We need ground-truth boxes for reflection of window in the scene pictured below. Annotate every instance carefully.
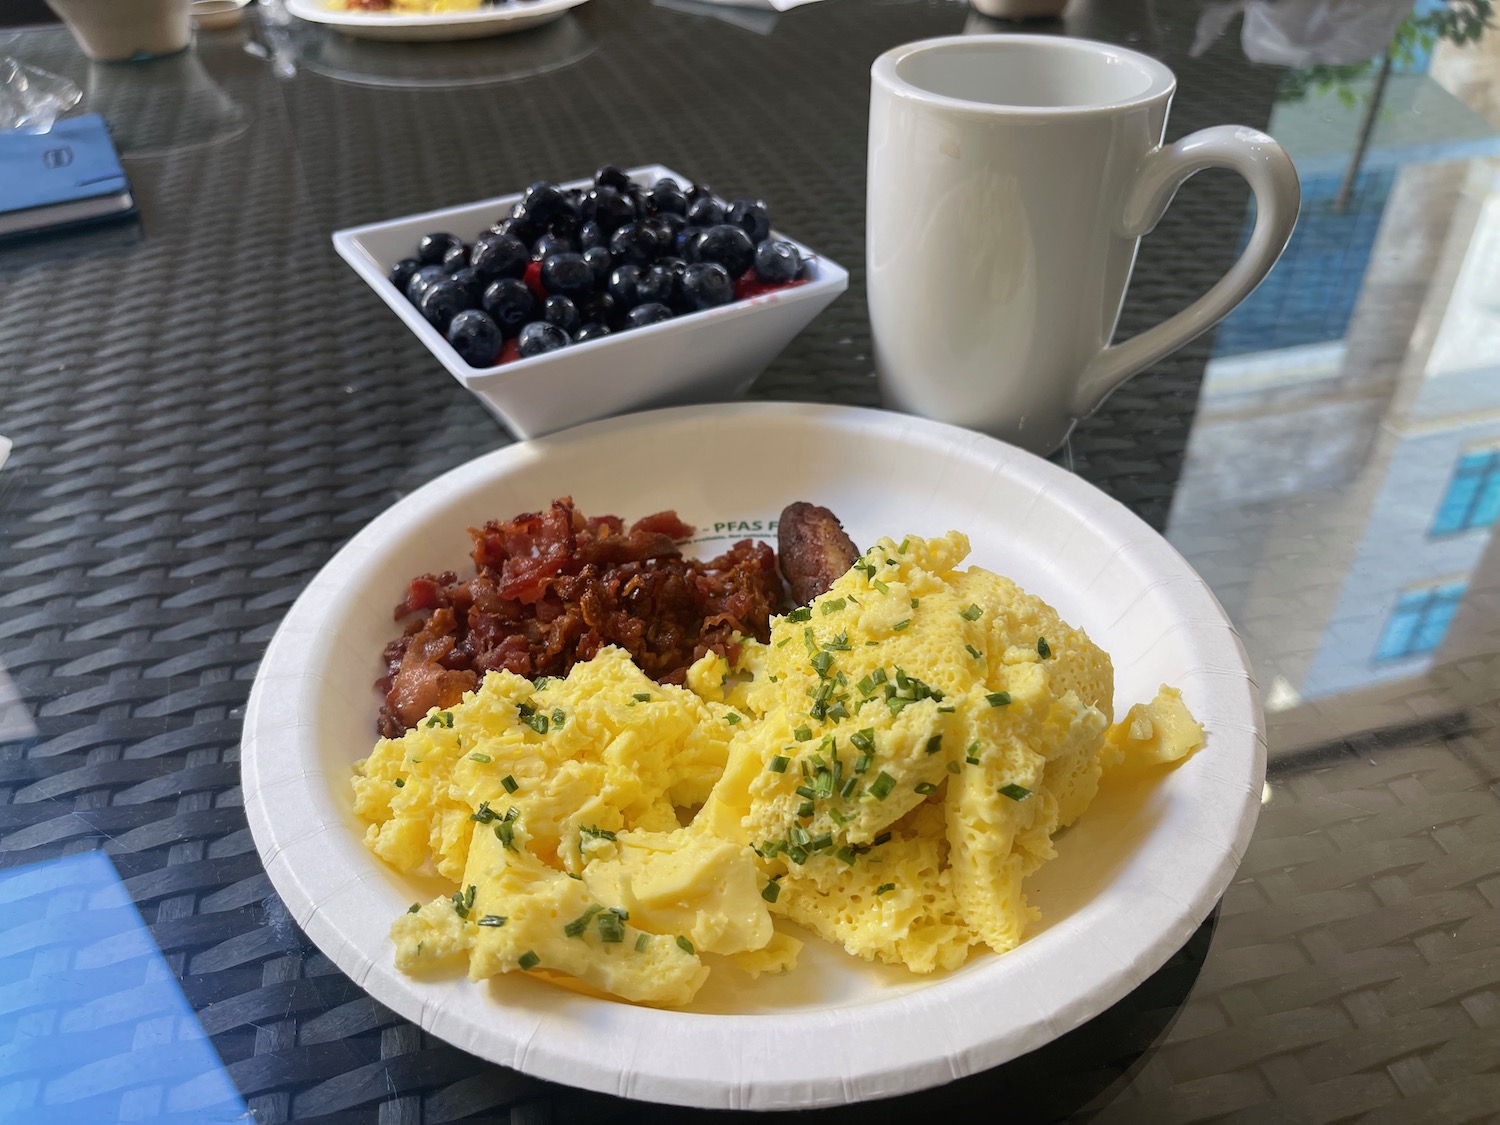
[1432,449,1500,535]
[1374,582,1466,662]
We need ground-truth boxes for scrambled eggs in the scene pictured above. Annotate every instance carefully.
[331,0,483,12]
[352,532,1204,1005]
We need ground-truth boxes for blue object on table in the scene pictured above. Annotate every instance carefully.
[0,114,136,239]
[0,852,249,1124]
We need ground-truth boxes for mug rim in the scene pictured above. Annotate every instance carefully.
[871,34,1177,118]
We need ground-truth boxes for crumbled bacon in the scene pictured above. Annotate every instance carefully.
[375,497,783,736]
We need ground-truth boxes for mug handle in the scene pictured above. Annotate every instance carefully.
[1070,125,1301,419]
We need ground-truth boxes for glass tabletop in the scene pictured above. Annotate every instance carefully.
[1,0,1497,1121]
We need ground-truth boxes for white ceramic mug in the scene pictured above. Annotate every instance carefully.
[867,35,1300,454]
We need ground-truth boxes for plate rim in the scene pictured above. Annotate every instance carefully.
[285,0,589,29]
[241,401,1266,1108]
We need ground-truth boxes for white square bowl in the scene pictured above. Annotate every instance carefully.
[332,164,849,438]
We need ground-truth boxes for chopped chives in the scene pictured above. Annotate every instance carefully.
[915,781,939,795]
[809,833,833,851]
[596,912,625,943]
[565,904,605,937]
[788,825,809,847]
[632,692,652,703]
[1000,783,1034,801]
[840,777,859,799]
[826,700,850,722]
[726,712,742,725]
[811,651,834,678]
[876,883,896,896]
[850,729,875,754]
[925,735,943,755]
[803,628,817,655]
[470,802,497,824]
[960,604,983,621]
[855,752,874,774]
[408,902,421,913]
[911,598,920,609]
[425,711,454,729]
[501,774,519,793]
[829,807,850,826]
[551,708,566,728]
[1037,637,1051,658]
[533,676,553,690]
[495,822,516,850]
[523,713,549,734]
[768,755,790,773]
[965,644,983,660]
[798,801,815,817]
[938,705,956,713]
[787,607,812,622]
[794,726,812,741]
[987,692,1012,707]
[820,598,846,615]
[761,880,781,904]
[469,752,492,763]
[581,825,617,842]
[787,845,809,864]
[835,846,857,865]
[635,933,650,952]
[892,619,911,631]
[873,579,890,594]
[857,674,876,695]
[777,637,792,648]
[873,832,892,846]
[518,951,540,970]
[814,770,834,799]
[676,935,695,954]
[477,915,506,928]
[394,778,405,788]
[796,784,817,800]
[869,772,896,800]
[947,762,961,774]
[899,538,910,553]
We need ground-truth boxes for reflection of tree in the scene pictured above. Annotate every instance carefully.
[1277,0,1495,107]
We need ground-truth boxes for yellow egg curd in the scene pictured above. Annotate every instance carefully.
[352,531,1204,1005]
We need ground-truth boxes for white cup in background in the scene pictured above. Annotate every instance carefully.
[867,35,1300,455]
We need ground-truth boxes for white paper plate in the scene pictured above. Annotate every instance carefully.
[284,0,589,41]
[241,402,1265,1110]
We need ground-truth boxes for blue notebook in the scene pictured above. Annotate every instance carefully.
[0,113,135,238]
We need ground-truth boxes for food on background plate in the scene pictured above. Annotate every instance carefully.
[385,165,810,368]
[353,506,1206,1006]
[330,0,508,11]
[376,497,780,737]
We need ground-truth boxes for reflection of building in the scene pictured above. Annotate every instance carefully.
[1166,40,1500,728]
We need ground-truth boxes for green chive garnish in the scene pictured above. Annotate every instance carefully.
[1037,637,1051,658]
[987,692,1012,707]
[425,711,454,729]
[797,801,815,818]
[960,604,983,621]
[925,735,942,755]
[565,904,604,937]
[872,579,890,594]
[915,781,938,795]
[635,933,650,952]
[726,712,742,725]
[768,755,790,773]
[633,692,652,703]
[873,832,892,846]
[407,902,421,913]
[1000,783,1034,801]
[552,708,566,728]
[518,951,540,970]
[794,726,812,741]
[469,752,492,763]
[899,538,910,553]
[477,915,506,928]
[965,644,983,660]
[910,598,920,609]
[821,598,846,615]
[761,880,781,903]
[394,778,405,788]
[495,822,516,850]
[676,935,695,954]
[947,762,961,774]
[501,774,518,793]
[869,772,896,800]
[787,607,812,623]
[835,846,857,865]
[470,802,497,824]
[840,777,859,799]
[811,651,834,678]
[892,619,911,632]
[876,883,896,896]
[596,912,625,943]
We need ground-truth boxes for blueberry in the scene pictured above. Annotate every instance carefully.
[685,183,715,205]
[517,320,571,357]
[389,258,422,294]
[754,239,801,284]
[418,232,462,266]
[579,220,606,251]
[647,177,688,216]
[652,213,686,241]
[449,266,488,304]
[582,246,612,286]
[607,265,644,307]
[405,264,449,304]
[695,224,756,278]
[594,164,632,193]
[533,231,578,260]
[575,291,618,329]
[728,199,771,244]
[441,242,468,273]
[469,232,529,281]
[544,295,582,335]
[676,226,706,261]
[608,222,664,268]
[496,213,542,246]
[548,199,582,240]
[634,264,674,307]
[540,252,594,299]
[624,302,674,329]
[682,262,734,310]
[482,278,536,337]
[575,322,612,343]
[522,181,568,225]
[419,278,473,334]
[586,188,637,235]
[447,309,503,367]
[686,197,725,227]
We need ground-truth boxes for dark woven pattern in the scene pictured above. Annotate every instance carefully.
[10,1,1495,1122]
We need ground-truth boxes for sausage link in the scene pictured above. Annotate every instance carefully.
[778,502,859,605]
